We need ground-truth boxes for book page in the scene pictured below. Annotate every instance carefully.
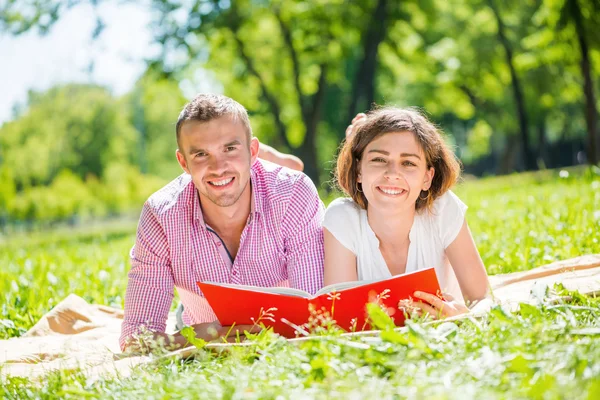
[314,268,437,297]
[314,280,377,296]
[202,282,312,298]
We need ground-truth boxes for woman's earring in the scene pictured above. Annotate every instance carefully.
[356,182,363,193]
[419,190,430,200]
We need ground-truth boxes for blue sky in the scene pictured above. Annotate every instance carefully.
[0,2,159,124]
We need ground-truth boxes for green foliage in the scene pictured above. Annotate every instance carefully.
[1,168,600,397]
[455,166,600,274]
[0,81,182,224]
[180,326,208,349]
[124,71,187,179]
[0,84,137,188]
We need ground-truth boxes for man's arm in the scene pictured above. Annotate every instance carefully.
[121,202,260,353]
[281,175,325,295]
[120,202,175,351]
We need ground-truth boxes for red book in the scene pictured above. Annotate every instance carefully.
[197,268,441,338]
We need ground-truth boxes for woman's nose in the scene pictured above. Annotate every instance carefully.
[384,162,402,179]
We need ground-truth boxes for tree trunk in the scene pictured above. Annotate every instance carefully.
[488,0,536,171]
[345,0,388,136]
[537,117,548,169]
[570,0,598,165]
[299,64,328,184]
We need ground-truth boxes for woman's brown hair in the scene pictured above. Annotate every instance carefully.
[335,107,461,211]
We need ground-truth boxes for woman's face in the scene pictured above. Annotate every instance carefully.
[358,131,434,212]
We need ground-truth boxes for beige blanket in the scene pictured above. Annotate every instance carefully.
[2,254,599,379]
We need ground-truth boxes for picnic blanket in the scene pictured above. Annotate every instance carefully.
[2,254,599,379]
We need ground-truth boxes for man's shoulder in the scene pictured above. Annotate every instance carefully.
[145,173,194,215]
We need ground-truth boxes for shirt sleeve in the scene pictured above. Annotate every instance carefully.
[322,198,360,254]
[280,174,325,295]
[435,190,468,249]
[119,202,175,350]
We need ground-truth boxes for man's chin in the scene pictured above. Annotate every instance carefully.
[205,193,241,208]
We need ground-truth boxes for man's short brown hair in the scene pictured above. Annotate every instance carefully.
[336,107,461,211]
[176,94,252,148]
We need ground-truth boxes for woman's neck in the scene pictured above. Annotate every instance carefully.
[367,205,415,248]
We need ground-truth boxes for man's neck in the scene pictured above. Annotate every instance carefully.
[367,205,415,247]
[200,185,253,238]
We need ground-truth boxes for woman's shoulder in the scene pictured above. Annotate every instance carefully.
[324,197,363,227]
[325,197,362,217]
[323,197,364,253]
[425,190,468,248]
[431,190,467,215]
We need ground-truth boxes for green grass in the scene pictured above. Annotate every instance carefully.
[1,167,600,398]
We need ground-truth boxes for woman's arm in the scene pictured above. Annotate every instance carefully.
[412,219,491,319]
[323,228,359,286]
[445,219,490,304]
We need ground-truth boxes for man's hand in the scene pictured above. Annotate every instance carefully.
[123,321,261,354]
[345,113,367,138]
[187,321,261,343]
[412,291,470,319]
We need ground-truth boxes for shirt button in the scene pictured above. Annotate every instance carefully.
[232,270,237,275]
[217,242,221,246]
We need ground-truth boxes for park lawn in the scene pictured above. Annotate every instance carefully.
[1,167,599,398]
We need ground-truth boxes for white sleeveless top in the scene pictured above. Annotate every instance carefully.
[322,191,467,302]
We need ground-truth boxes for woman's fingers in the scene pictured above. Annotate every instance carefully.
[414,301,441,319]
[442,292,455,302]
[414,291,446,310]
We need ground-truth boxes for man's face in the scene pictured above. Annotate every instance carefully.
[176,116,259,208]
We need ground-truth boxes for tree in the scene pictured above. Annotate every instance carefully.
[0,84,137,188]
[557,0,600,164]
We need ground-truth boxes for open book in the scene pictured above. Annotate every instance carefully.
[197,268,441,338]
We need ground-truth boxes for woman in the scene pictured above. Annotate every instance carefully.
[323,107,491,318]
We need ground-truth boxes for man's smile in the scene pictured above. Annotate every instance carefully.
[208,177,235,189]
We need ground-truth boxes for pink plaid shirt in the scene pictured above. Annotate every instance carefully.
[120,160,325,349]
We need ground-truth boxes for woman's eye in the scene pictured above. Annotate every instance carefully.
[403,161,416,167]
[371,157,386,163]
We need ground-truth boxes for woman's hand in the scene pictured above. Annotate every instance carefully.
[411,291,470,319]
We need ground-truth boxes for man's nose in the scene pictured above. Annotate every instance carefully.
[208,154,228,174]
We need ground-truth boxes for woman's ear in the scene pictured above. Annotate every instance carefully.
[423,167,435,190]
[357,160,362,183]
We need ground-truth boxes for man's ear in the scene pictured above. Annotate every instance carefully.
[176,149,191,174]
[249,137,260,164]
[423,167,435,190]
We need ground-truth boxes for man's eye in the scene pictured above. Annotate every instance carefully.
[225,146,237,152]
[195,152,207,158]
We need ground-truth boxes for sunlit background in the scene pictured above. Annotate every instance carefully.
[1,0,599,228]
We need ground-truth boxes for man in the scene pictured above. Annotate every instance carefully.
[120,94,324,351]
